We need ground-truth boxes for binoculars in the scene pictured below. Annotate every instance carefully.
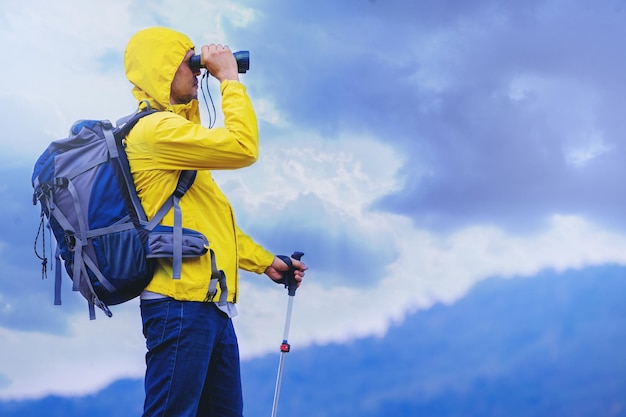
[189,51,250,73]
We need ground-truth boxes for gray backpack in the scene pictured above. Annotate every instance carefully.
[32,109,214,319]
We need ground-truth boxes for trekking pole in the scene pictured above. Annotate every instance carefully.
[271,251,304,417]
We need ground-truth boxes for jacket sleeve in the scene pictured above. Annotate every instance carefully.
[236,226,275,274]
[138,80,260,170]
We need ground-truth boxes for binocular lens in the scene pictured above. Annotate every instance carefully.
[189,51,249,74]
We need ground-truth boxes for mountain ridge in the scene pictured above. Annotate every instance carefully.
[1,265,625,416]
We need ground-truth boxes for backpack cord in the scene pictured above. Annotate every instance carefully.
[200,71,217,128]
[34,211,48,279]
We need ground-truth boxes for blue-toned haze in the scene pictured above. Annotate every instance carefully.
[0,0,625,411]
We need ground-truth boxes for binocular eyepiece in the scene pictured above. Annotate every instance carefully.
[189,50,250,74]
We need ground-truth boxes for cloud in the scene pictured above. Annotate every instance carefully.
[216,130,405,285]
[563,129,611,168]
[367,3,626,232]
[0,375,10,390]
[231,0,626,233]
[235,213,626,361]
[0,302,145,400]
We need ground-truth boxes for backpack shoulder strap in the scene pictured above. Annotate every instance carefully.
[115,101,155,134]
[146,170,196,230]
[146,170,197,279]
[102,108,159,222]
[117,106,199,280]
[114,109,159,141]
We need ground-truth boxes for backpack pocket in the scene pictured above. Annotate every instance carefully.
[90,226,154,305]
[146,225,209,259]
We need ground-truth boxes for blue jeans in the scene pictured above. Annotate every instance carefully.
[140,299,243,417]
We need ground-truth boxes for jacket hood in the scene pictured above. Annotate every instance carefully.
[124,27,199,120]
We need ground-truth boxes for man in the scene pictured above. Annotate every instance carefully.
[123,27,307,417]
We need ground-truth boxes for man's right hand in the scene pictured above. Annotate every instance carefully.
[265,256,307,288]
[201,44,240,82]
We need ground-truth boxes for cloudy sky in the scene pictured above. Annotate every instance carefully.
[2,0,626,401]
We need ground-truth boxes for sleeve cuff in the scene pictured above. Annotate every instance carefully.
[220,79,244,94]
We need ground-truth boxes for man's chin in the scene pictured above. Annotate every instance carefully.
[182,95,198,105]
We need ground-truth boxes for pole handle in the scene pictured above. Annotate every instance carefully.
[277,251,304,296]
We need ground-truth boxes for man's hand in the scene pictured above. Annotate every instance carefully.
[200,44,239,82]
[265,256,308,288]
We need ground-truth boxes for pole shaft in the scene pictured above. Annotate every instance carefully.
[271,294,295,417]
[271,352,287,417]
[282,296,294,340]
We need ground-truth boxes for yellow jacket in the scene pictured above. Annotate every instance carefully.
[123,27,274,303]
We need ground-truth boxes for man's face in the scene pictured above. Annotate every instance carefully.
[170,49,200,105]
